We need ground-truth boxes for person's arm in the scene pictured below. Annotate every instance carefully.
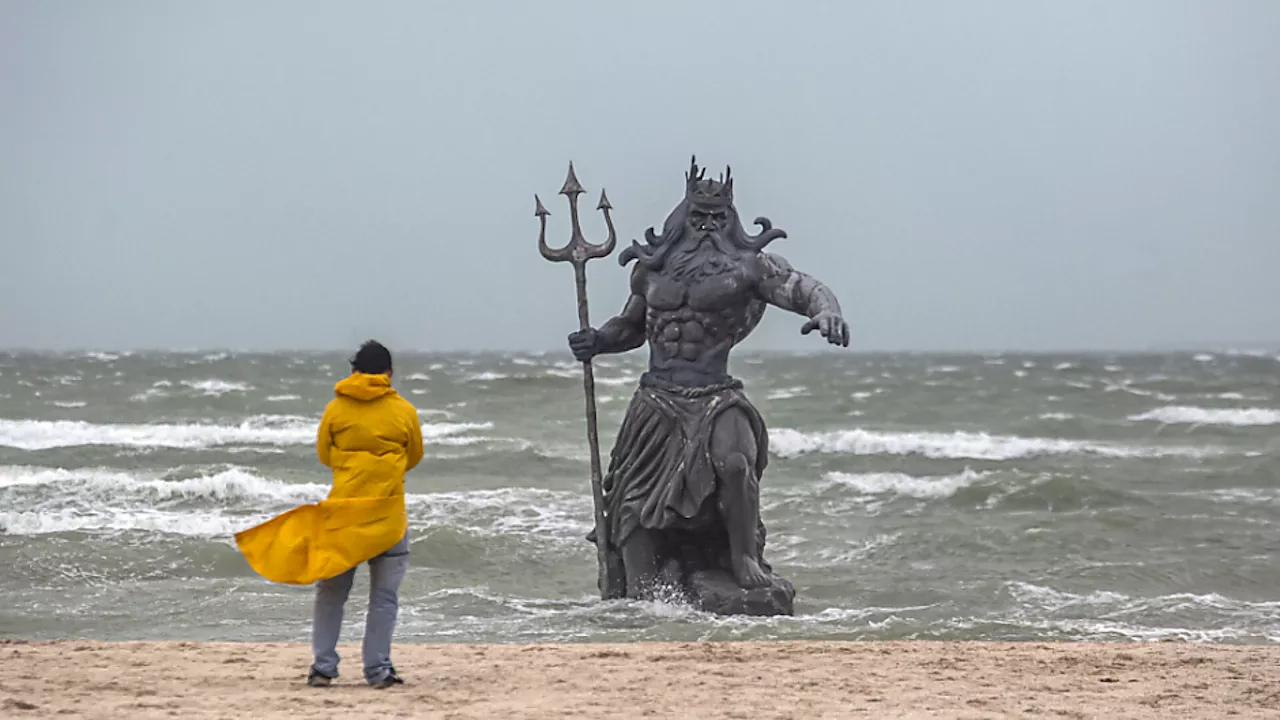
[405,408,424,472]
[316,403,336,467]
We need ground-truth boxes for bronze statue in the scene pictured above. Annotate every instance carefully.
[537,157,849,616]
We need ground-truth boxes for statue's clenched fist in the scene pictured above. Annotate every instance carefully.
[568,328,599,362]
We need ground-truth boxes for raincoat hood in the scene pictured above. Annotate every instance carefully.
[334,372,396,401]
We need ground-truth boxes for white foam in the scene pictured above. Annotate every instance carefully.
[50,401,87,408]
[466,371,508,382]
[422,421,492,440]
[182,379,252,395]
[766,386,808,400]
[265,394,301,402]
[1038,412,1074,421]
[769,427,1207,460]
[1129,406,1280,426]
[0,416,314,450]
[410,487,591,542]
[0,507,261,537]
[0,465,326,505]
[0,417,491,451]
[1101,380,1176,402]
[594,374,638,387]
[824,468,987,500]
[1,469,592,542]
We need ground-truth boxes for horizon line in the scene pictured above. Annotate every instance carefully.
[2,345,1277,356]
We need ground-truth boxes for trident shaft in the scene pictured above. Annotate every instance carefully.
[536,162,623,600]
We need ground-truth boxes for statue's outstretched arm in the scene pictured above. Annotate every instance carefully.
[755,252,850,347]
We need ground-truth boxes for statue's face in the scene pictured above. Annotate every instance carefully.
[688,203,728,238]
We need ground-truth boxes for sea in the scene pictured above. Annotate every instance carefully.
[1,349,1278,645]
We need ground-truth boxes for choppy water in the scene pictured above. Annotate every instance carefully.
[1,350,1279,644]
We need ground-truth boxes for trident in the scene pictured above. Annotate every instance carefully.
[536,162,624,600]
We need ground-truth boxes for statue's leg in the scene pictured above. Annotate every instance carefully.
[710,406,771,589]
[620,528,658,599]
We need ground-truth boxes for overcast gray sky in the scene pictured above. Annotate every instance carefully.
[2,1,1277,353]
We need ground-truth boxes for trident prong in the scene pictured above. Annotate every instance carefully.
[536,162,616,265]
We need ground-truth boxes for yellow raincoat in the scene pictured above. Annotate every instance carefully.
[235,373,424,584]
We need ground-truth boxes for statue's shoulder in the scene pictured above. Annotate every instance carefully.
[752,250,794,280]
[628,262,650,293]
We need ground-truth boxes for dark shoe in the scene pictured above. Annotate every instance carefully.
[307,666,335,687]
[369,667,404,689]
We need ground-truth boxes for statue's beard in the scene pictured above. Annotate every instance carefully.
[665,231,736,282]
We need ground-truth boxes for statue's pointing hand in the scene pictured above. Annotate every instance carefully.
[801,312,850,347]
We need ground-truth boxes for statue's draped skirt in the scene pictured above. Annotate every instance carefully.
[588,375,770,560]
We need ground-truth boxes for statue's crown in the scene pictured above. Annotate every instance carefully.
[684,155,733,207]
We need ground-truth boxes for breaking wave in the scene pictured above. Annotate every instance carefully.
[768,427,1210,460]
[1129,406,1280,426]
[0,417,491,451]
[823,469,988,500]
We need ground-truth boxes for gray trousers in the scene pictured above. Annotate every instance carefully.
[311,533,409,683]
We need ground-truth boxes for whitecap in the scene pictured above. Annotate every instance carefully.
[823,468,987,500]
[0,417,489,451]
[766,386,808,400]
[0,465,326,505]
[0,417,314,450]
[0,507,262,538]
[769,427,1210,460]
[182,379,252,396]
[1129,406,1280,426]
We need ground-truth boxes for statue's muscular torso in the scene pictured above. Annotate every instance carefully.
[580,247,844,388]
[640,252,767,386]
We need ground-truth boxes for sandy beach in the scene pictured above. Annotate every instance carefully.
[1,639,1277,719]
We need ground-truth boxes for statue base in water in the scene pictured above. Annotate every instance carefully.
[687,569,796,617]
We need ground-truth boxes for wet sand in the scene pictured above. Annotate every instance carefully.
[1,639,1278,718]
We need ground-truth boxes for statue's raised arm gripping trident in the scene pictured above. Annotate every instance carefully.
[550,156,851,616]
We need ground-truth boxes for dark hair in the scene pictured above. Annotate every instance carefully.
[350,340,392,375]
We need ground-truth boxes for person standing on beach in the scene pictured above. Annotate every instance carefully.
[235,340,423,689]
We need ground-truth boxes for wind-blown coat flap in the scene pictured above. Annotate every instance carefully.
[234,495,408,585]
